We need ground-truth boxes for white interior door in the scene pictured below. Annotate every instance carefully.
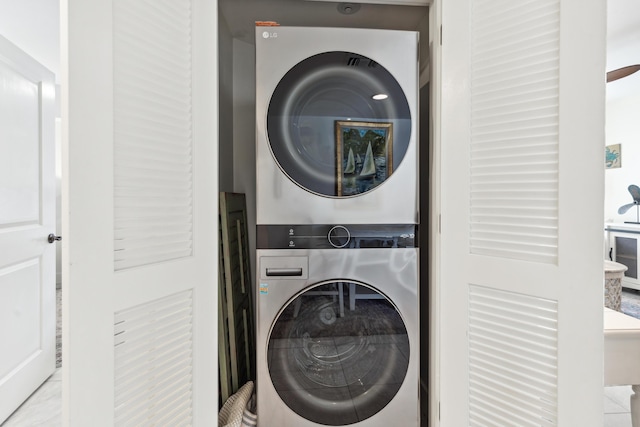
[0,35,56,423]
[435,0,606,425]
[62,0,218,424]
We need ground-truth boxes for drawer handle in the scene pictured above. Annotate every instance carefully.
[266,268,303,277]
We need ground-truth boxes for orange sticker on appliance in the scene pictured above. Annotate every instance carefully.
[255,21,280,27]
[259,283,268,294]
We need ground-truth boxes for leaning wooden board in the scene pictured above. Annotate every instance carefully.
[218,192,255,405]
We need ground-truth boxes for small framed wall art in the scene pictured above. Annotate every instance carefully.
[606,144,622,169]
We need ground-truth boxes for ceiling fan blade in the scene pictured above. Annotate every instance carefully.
[607,65,640,83]
[630,184,640,203]
[618,203,637,214]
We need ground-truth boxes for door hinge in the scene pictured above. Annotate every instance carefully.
[440,25,443,45]
[438,214,442,234]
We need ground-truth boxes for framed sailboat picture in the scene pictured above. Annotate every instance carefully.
[335,121,393,196]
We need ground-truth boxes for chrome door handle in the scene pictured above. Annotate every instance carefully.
[48,234,62,244]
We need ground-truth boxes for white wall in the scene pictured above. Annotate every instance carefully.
[605,93,640,223]
[0,0,60,81]
[1,0,62,285]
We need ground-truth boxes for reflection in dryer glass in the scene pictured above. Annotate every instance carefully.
[267,51,412,198]
[268,282,410,425]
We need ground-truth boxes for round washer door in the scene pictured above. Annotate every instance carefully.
[267,281,410,425]
[267,51,412,197]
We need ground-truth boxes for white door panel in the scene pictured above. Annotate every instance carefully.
[0,65,40,225]
[436,0,606,425]
[0,35,56,424]
[63,0,218,424]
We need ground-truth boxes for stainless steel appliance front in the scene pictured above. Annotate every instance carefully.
[256,26,419,224]
[256,243,419,426]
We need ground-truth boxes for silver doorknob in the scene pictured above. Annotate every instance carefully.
[48,234,62,244]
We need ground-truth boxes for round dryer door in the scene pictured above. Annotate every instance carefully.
[267,281,410,425]
[267,51,412,198]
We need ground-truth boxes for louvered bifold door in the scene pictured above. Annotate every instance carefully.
[438,0,605,425]
[64,0,218,424]
[112,1,198,423]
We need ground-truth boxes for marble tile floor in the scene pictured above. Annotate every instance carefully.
[1,378,633,426]
[4,287,639,426]
[605,386,634,427]
[2,368,61,426]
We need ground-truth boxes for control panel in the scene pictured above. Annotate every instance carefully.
[256,224,417,249]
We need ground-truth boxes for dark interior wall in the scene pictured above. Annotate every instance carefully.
[219,11,432,423]
[230,39,257,273]
[218,12,234,193]
[419,82,430,426]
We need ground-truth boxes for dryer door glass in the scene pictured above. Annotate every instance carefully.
[267,51,412,197]
[267,281,410,425]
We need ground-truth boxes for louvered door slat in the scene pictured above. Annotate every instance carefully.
[114,0,193,271]
[114,290,193,426]
[470,0,560,262]
[469,285,558,425]
[114,298,191,329]
[113,135,190,156]
[115,104,191,130]
[470,358,554,400]
[115,319,192,356]
[471,382,555,414]
[115,359,191,407]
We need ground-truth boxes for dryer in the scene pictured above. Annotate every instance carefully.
[256,27,419,225]
[256,224,419,426]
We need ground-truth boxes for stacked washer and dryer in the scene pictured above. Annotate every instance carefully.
[255,26,420,426]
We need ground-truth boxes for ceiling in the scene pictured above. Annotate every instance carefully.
[0,0,60,81]
[219,0,429,44]
[2,0,638,100]
[606,0,640,101]
[220,0,640,101]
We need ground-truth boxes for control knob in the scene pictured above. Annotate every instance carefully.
[328,225,350,248]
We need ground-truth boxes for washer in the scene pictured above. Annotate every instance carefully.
[256,27,419,225]
[256,224,419,426]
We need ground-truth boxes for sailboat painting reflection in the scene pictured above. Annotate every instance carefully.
[335,121,393,196]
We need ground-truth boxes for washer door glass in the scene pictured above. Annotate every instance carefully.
[268,281,410,425]
[267,51,412,197]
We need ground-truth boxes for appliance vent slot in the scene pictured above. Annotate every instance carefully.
[368,60,378,68]
[468,285,558,426]
[113,0,194,271]
[347,57,361,66]
[114,290,194,426]
[469,0,560,264]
